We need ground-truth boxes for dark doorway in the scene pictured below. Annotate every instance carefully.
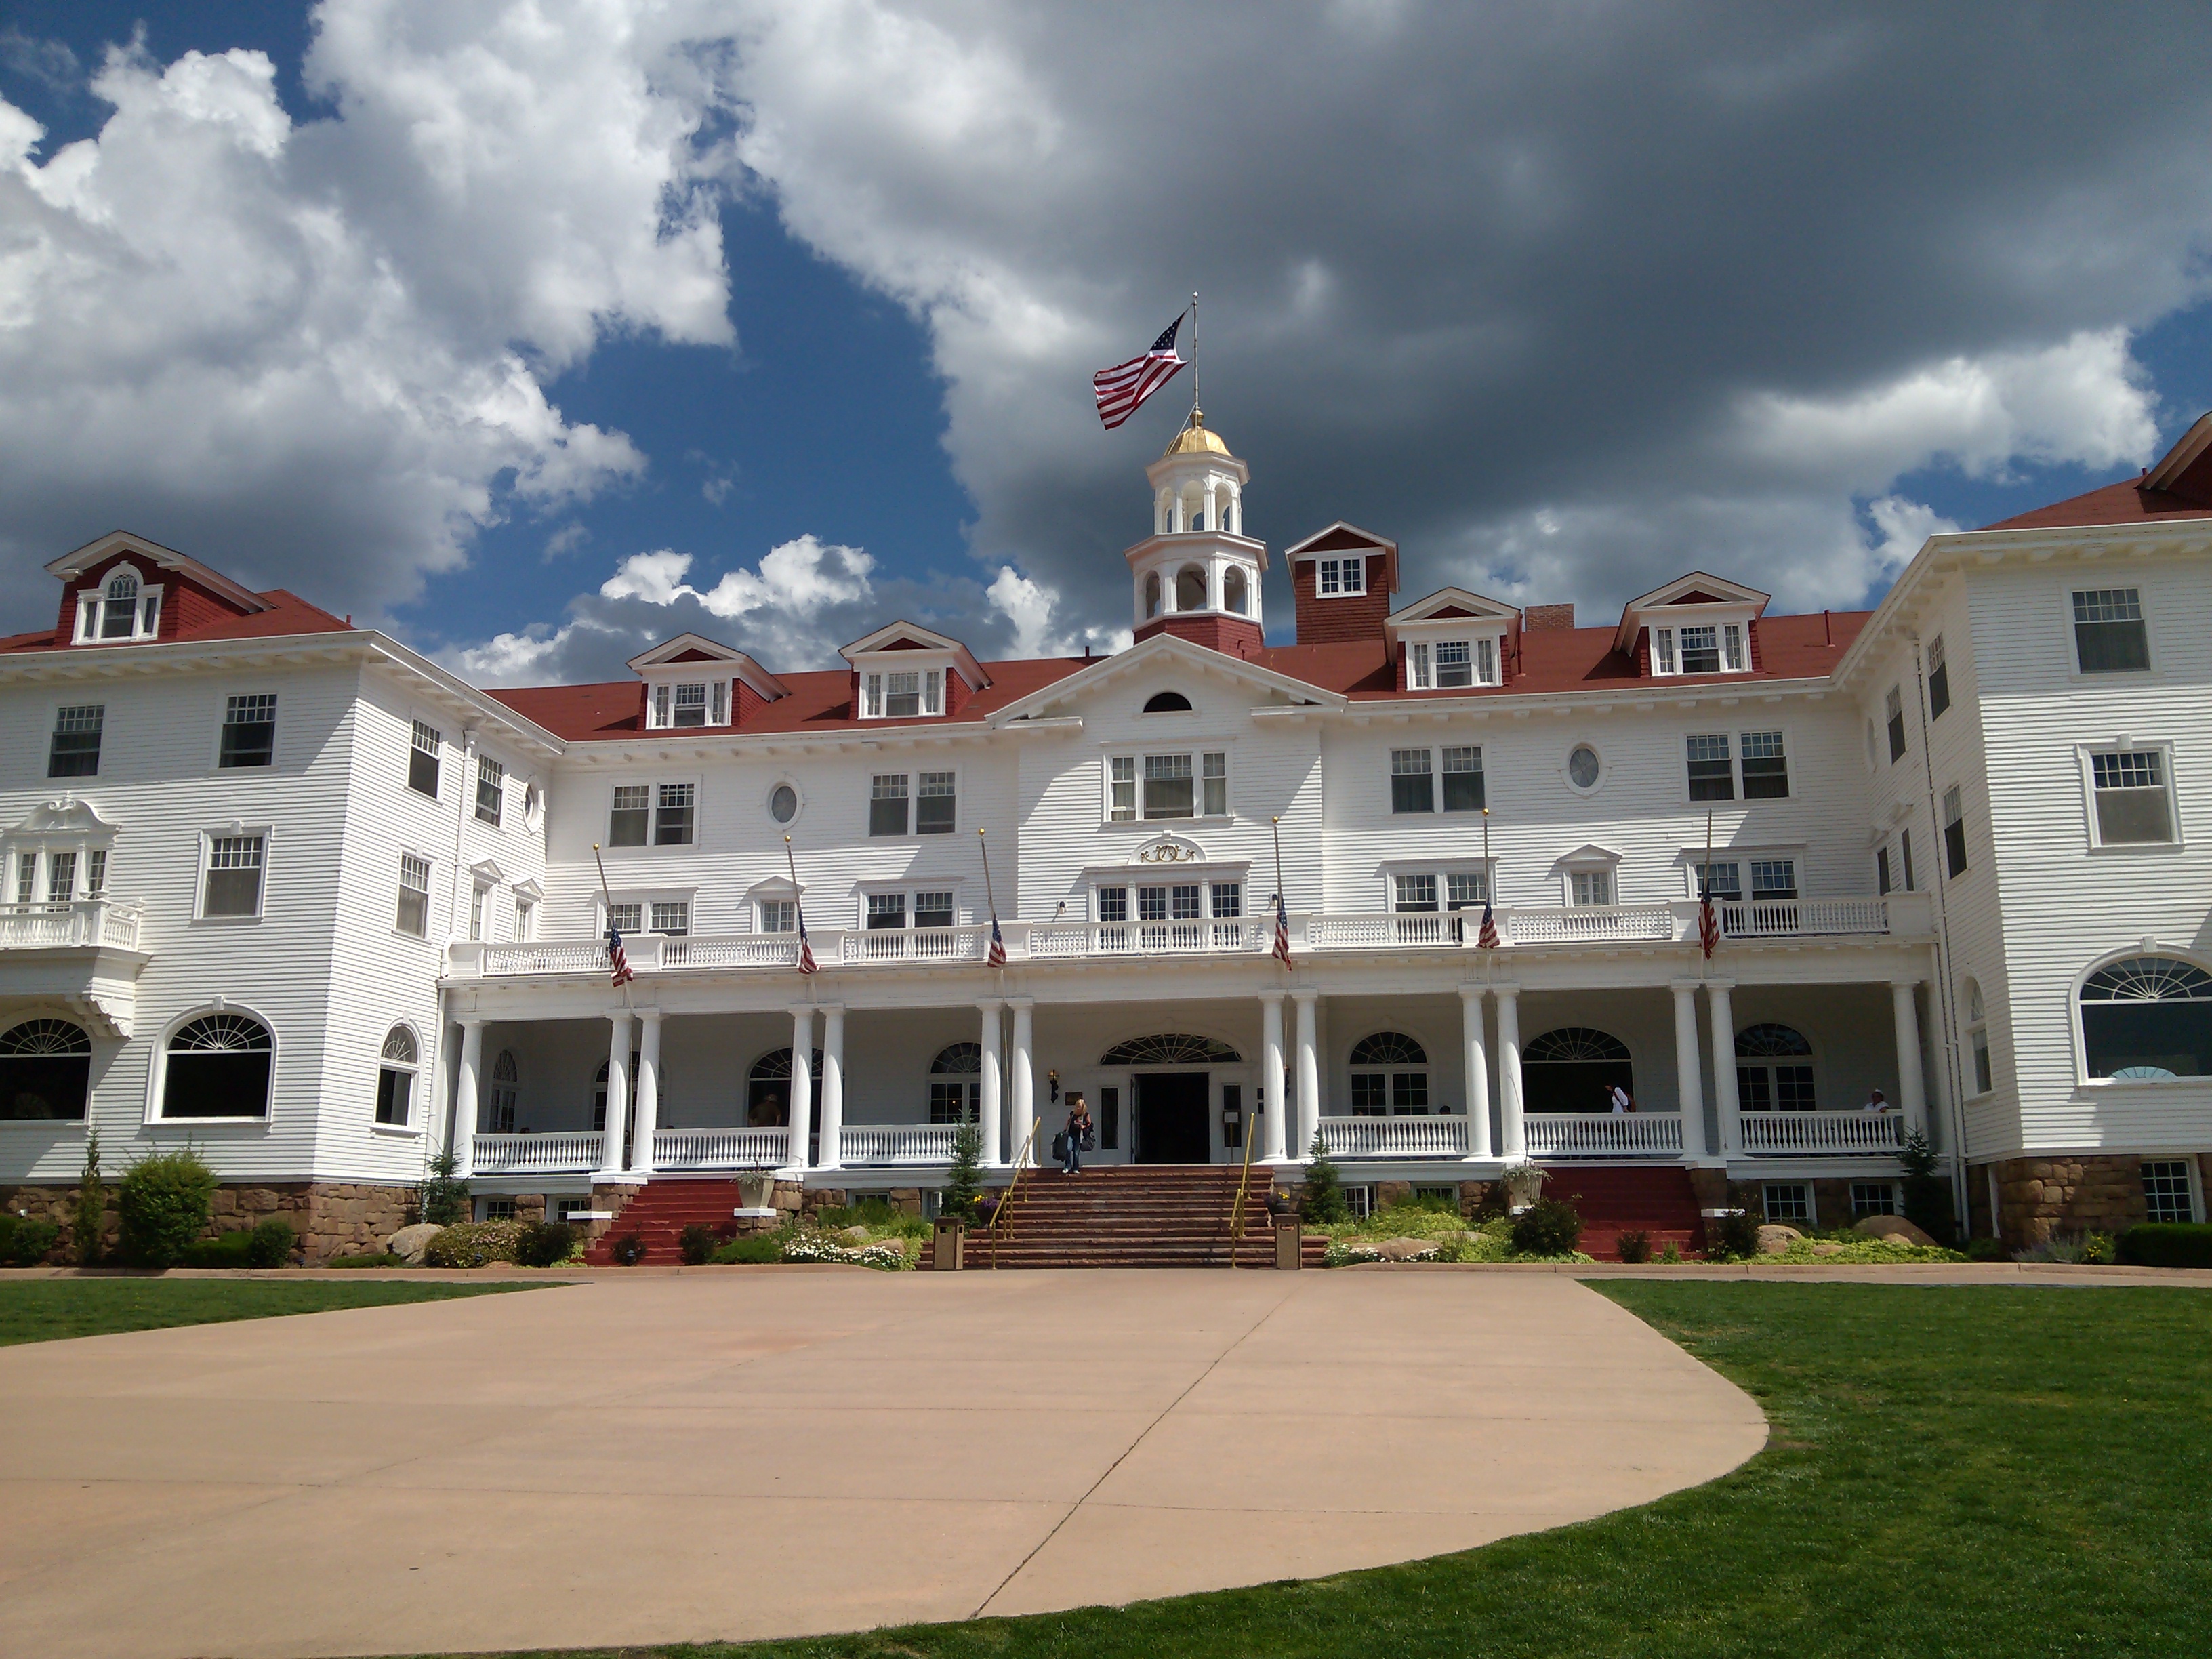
[1522,1061,1635,1114]
[1135,1071,1212,1163]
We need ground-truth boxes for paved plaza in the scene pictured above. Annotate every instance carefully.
[0,1270,1766,1659]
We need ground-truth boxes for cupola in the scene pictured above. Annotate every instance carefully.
[1124,409,1267,657]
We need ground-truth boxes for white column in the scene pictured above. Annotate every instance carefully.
[1008,998,1036,1166]
[1671,982,1708,1160]
[600,1010,634,1177]
[1459,986,1493,1160]
[451,1017,483,1179]
[1292,990,1320,1158]
[1707,981,1741,1158]
[1261,994,1288,1162]
[1495,984,1525,1158]
[978,1000,1004,1167]
[628,1009,662,1176]
[1891,979,1929,1139]
[787,1006,815,1170]
[819,1004,846,1171]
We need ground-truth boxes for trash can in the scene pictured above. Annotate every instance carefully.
[1275,1221,1303,1271]
[932,1218,964,1271]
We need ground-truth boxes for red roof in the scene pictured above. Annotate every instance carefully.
[1981,476,2212,532]
[0,588,351,654]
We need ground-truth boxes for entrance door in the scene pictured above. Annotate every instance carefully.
[1134,1071,1212,1164]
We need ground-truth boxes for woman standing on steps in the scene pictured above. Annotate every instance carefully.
[1060,1093,1093,1176]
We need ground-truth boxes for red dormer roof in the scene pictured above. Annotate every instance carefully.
[1983,411,2212,531]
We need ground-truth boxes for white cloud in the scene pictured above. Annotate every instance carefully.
[987,564,1128,659]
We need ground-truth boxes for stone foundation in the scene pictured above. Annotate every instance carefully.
[1986,1153,2207,1245]
[1,1181,418,1265]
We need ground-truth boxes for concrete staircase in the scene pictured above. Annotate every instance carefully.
[966,1164,1317,1269]
[1539,1164,1706,1261]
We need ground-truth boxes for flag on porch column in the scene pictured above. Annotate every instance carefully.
[987,914,1007,968]
[1477,896,1501,951]
[796,910,819,976]
[606,923,634,987]
[1698,872,1721,959]
[1273,890,1294,969]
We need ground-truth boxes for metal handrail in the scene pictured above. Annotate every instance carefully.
[982,1115,1041,1269]
[1225,1109,1261,1267]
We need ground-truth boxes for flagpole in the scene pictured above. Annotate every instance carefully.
[1190,291,1200,415]
[1271,814,1287,954]
[1482,808,1492,985]
[977,827,1004,975]
[1699,808,1715,983]
[593,844,631,1008]
[785,834,817,991]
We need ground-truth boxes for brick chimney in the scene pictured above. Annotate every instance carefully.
[1523,602,1575,632]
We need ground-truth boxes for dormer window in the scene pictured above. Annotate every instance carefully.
[1652,622,1746,676]
[647,680,730,730]
[1316,557,1366,597]
[73,565,163,644]
[863,670,943,719]
[1409,638,1499,690]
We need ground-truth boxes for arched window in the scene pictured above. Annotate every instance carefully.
[1964,981,1992,1095]
[1223,565,1250,615]
[1735,1023,1814,1112]
[0,1018,91,1120]
[102,571,140,640]
[2080,956,2212,1079]
[1223,489,1240,536]
[1349,1032,1428,1117]
[1521,1027,1632,1115]
[930,1041,981,1124]
[749,1046,823,1128]
[1144,571,1162,618]
[1143,691,1193,713]
[162,1011,272,1119]
[1181,490,1205,532]
[1174,566,1208,611]
[488,1049,518,1134]
[1100,1033,1242,1066]
[375,1025,417,1127]
[1155,489,1174,535]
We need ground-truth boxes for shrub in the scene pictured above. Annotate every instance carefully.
[181,1231,255,1268]
[417,1147,470,1229]
[2116,1223,2212,1269]
[422,1220,525,1268]
[0,1214,62,1266]
[1964,1236,2009,1262]
[246,1216,295,1268]
[1615,1229,1652,1264]
[712,1235,783,1265]
[76,1128,106,1266]
[327,1252,405,1269]
[515,1221,576,1267]
[942,1121,984,1225]
[1708,1207,1763,1261]
[1658,1240,1683,1265]
[1300,1135,1349,1225]
[780,1233,907,1270]
[117,1148,219,1268]
[1510,1197,1582,1257]
[1900,1128,1955,1245]
[609,1231,648,1266]
[677,1223,721,1265]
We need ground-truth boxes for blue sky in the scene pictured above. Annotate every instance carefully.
[5,4,2212,682]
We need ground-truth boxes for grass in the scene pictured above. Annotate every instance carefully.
[382,1282,2209,1659]
[0,1278,541,1347]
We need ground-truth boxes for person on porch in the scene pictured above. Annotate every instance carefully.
[1609,1084,1634,1114]
[1861,1088,1889,1113]
[1059,1094,1092,1176]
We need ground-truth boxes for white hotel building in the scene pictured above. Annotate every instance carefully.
[3,411,2210,1257]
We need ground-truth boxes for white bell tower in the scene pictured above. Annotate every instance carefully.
[1124,409,1267,657]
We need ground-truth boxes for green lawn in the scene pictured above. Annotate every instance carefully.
[392,1282,2210,1659]
[0,1279,539,1346]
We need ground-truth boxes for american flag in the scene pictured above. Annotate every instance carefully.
[1697,873,1720,960]
[1477,897,1501,951]
[1273,890,1294,969]
[796,909,818,977]
[987,914,1007,968]
[1092,315,1185,429]
[606,924,634,988]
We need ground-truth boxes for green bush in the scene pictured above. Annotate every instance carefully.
[2116,1223,2212,1268]
[246,1216,295,1267]
[1709,1207,1763,1261]
[117,1148,218,1268]
[416,1147,470,1229]
[1300,1135,1349,1225]
[514,1221,576,1267]
[327,1251,405,1268]
[679,1223,720,1265]
[712,1235,783,1265]
[422,1220,525,1268]
[76,1128,106,1266]
[1510,1197,1582,1257]
[816,1200,931,1239]
[1900,1128,1956,1245]
[1964,1236,2009,1262]
[942,1122,984,1225]
[1615,1229,1652,1264]
[609,1231,647,1266]
[180,1231,255,1268]
[0,1214,62,1266]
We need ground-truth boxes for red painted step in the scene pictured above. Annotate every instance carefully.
[1536,1164,1706,1261]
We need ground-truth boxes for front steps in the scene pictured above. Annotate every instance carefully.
[970,1163,1300,1269]
[581,1177,743,1265]
[1538,1164,1706,1260]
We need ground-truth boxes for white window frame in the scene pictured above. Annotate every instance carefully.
[197,826,271,922]
[645,678,733,731]
[214,689,280,771]
[2077,741,2184,852]
[375,1023,422,1134]
[858,885,965,931]
[1405,630,1504,691]
[603,777,702,851]
[857,659,951,720]
[1101,748,1232,824]
[145,1003,277,1126]
[1561,848,1622,907]
[512,893,535,942]
[1963,979,1994,1099]
[600,888,698,936]
[2065,583,2156,679]
[407,718,441,799]
[1379,861,1493,914]
[1761,1181,1814,1226]
[1647,611,1754,678]
[2140,1158,2203,1225]
[72,564,164,645]
[396,851,432,939]
[474,754,505,827]
[1313,556,1368,598]
[47,701,105,781]
[1561,740,1607,796]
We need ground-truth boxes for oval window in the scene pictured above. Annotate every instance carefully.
[1568,745,1601,789]
[769,783,799,824]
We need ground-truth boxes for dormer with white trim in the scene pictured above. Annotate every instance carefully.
[1387,587,1520,691]
[1282,520,1399,647]
[840,621,990,720]
[1125,409,1267,659]
[47,531,273,648]
[1616,572,1769,678]
[629,634,788,731]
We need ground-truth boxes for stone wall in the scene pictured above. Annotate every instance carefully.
[1987,1153,2205,1244]
[0,1181,417,1263]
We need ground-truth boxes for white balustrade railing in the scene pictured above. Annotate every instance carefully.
[1317,1114,1471,1157]
[662,936,798,970]
[839,1122,960,1165]
[0,899,144,950]
[653,1126,788,1169]
[1719,898,1890,938]
[1029,918,1266,957]
[1507,905,1679,945]
[1523,1113,1684,1158]
[1739,1110,1905,1155]
[472,1131,606,1174]
[840,926,985,965]
[1306,912,1461,950]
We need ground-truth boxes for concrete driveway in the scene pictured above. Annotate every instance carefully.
[0,1270,1765,1659]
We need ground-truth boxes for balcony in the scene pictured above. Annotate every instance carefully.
[1738,1109,1904,1156]
[446,893,1929,982]
[0,899,148,1038]
[0,899,143,951]
[1524,1113,1685,1158]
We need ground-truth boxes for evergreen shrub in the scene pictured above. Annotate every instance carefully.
[712,1235,782,1264]
[182,1231,255,1268]
[2116,1223,2212,1269]
[1509,1197,1582,1256]
[515,1221,576,1267]
[327,1252,405,1268]
[678,1223,718,1265]
[609,1231,648,1265]
[1709,1207,1763,1260]
[117,1148,218,1267]
[246,1217,295,1267]
[75,1128,106,1265]
[417,1148,470,1228]
[943,1121,985,1224]
[0,1214,62,1265]
[1615,1228,1652,1264]
[1300,1134,1349,1225]
[1900,1128,1956,1244]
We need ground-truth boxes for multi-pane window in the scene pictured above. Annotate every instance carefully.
[1570,869,1613,907]
[1390,748,1433,814]
[1446,871,1489,910]
[1740,731,1788,798]
[85,849,106,897]
[1876,846,1893,895]
[672,684,708,727]
[1202,752,1228,816]
[1943,785,1969,878]
[869,774,909,836]
[102,571,138,637]
[1693,860,1742,901]
[1394,874,1439,912]
[474,756,504,825]
[914,891,956,928]
[1349,1033,1429,1118]
[758,899,796,934]
[1109,756,1136,821]
[2090,750,2175,844]
[407,720,441,798]
[375,1026,417,1127]
[607,902,643,933]
[1410,637,1498,690]
[2072,587,2149,673]
[1967,981,1992,1096]
[1687,735,1734,801]
[203,834,265,917]
[609,785,649,846]
[1850,1183,1898,1218]
[219,693,276,769]
[1679,625,1721,674]
[654,783,695,846]
[1315,556,1366,596]
[1170,884,1203,920]
[1761,1183,1811,1225]
[861,669,943,718]
[395,853,430,937]
[12,853,33,905]
[1143,753,1195,817]
[1436,641,1469,687]
[1097,886,1128,923]
[1441,746,1484,811]
[916,771,956,835]
[468,885,485,941]
[1103,749,1231,819]
[1927,635,1951,718]
[1900,829,1917,892]
[649,901,690,936]
[49,705,103,779]
[513,895,534,941]
[1885,686,1906,762]
[1209,882,1242,918]
[46,852,75,903]
[867,893,907,930]
[1750,859,1797,900]
[2142,1160,2197,1225]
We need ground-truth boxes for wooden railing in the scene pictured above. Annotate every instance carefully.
[472,1131,605,1174]
[1523,1113,1684,1158]
[1739,1109,1905,1155]
[653,1126,787,1169]
[1317,1115,1472,1157]
[838,1123,960,1165]
[0,899,143,950]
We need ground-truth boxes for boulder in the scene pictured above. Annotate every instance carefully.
[1854,1214,1937,1247]
[1810,1241,1846,1257]
[1756,1224,1803,1255]
[838,1225,873,1243]
[1373,1236,1437,1261]
[385,1223,443,1265]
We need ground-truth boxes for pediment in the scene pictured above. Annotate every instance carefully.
[1388,586,1520,629]
[7,798,119,840]
[840,620,989,689]
[469,857,508,886]
[991,631,1344,722]
[1284,520,1396,558]
[626,634,788,699]
[1554,842,1624,867]
[43,531,269,613]
[1615,571,1771,653]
